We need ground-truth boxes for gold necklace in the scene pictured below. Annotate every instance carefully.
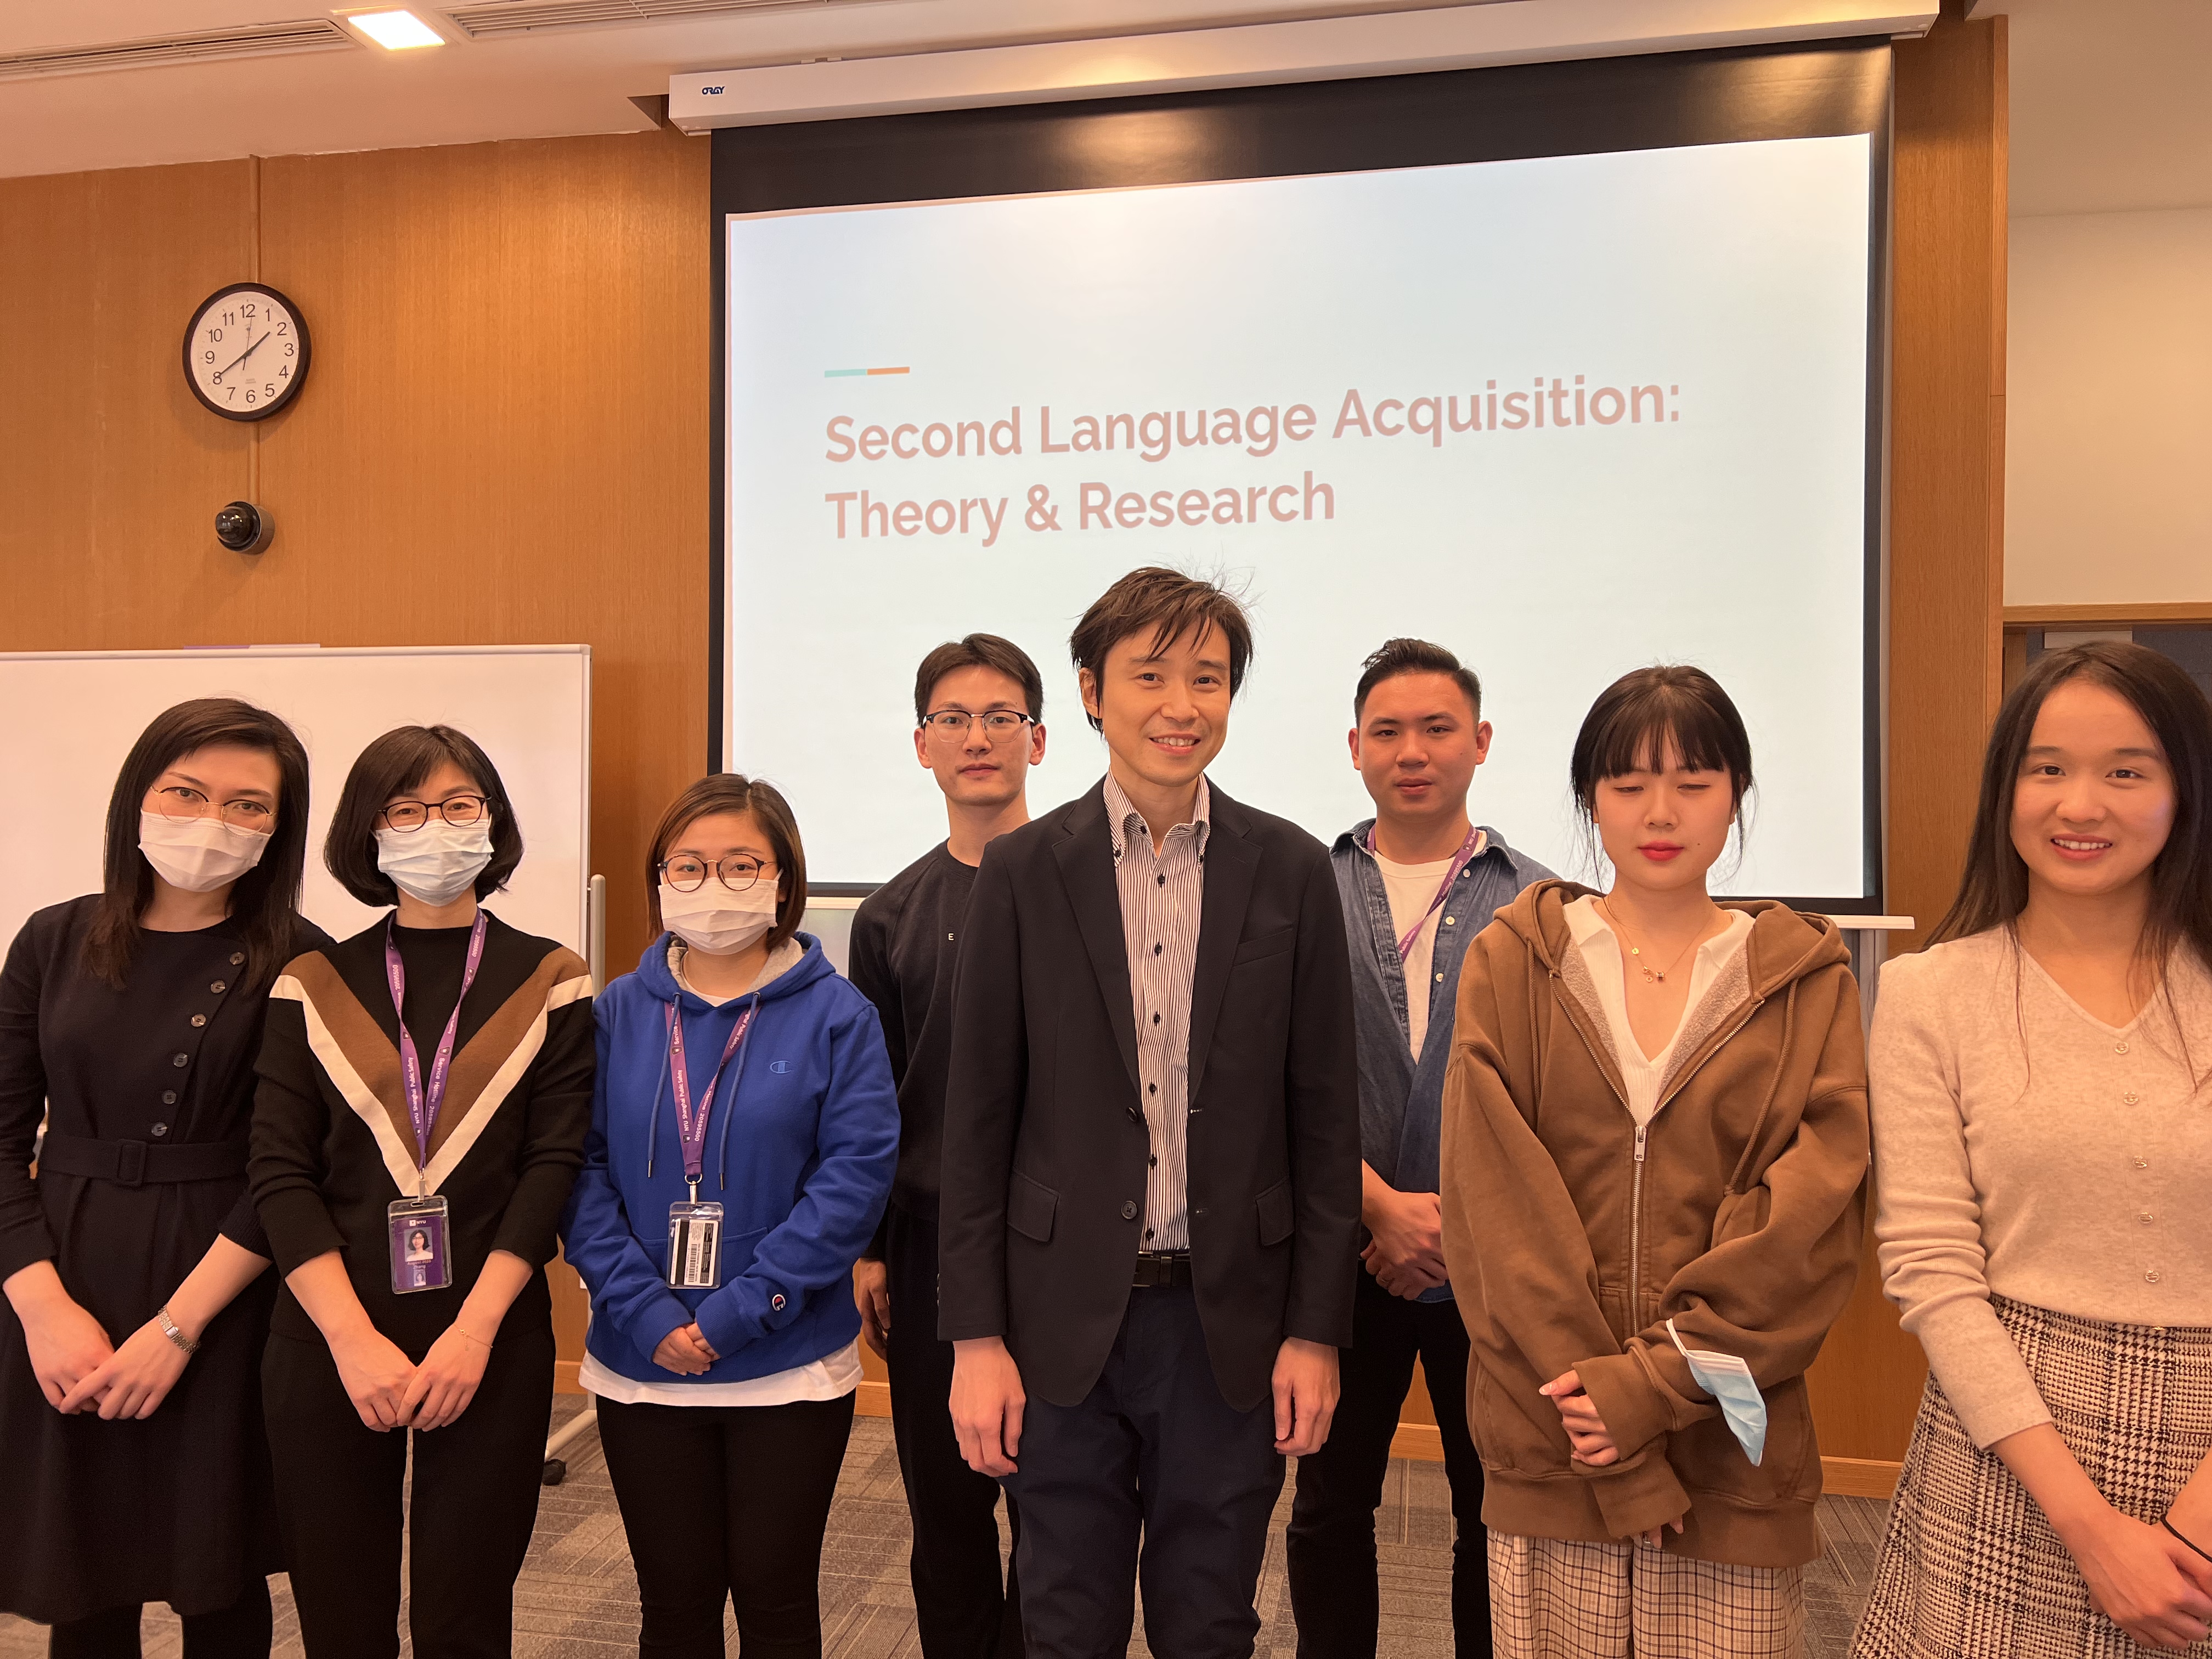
[1598,899,1703,985]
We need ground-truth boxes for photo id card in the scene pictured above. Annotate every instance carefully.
[667,1200,724,1290]
[388,1195,453,1295]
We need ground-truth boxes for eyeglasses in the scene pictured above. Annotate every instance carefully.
[921,709,1035,743]
[379,795,489,832]
[661,854,776,893]
[149,785,274,832]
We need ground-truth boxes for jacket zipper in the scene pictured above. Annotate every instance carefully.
[1630,1121,1648,1315]
[1620,1001,1762,1325]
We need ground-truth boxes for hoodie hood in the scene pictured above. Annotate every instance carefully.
[1494,878,1850,997]
[634,929,834,1008]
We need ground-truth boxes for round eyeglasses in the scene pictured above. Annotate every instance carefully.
[149,785,274,832]
[379,795,489,832]
[661,854,775,893]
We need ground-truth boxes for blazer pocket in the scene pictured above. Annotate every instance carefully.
[1232,926,1296,967]
[1255,1177,1295,1246]
[1007,1172,1057,1244]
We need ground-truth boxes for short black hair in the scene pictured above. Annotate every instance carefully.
[913,634,1045,724]
[1354,638,1482,723]
[645,773,808,950]
[1069,567,1254,733]
[1569,665,1754,820]
[325,725,524,907]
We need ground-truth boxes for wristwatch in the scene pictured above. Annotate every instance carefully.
[155,1305,198,1355]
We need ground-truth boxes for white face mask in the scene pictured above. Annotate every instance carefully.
[376,819,495,908]
[139,810,273,895]
[660,880,778,955]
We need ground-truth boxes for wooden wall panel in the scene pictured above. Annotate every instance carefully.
[1799,0,2008,1470]
[0,128,710,1375]
[0,161,256,618]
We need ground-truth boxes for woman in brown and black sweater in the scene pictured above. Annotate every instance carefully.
[249,725,592,1659]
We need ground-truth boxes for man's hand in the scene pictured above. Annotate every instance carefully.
[1361,1168,1446,1300]
[950,1336,1025,1477]
[1273,1336,1340,1456]
[854,1259,891,1360]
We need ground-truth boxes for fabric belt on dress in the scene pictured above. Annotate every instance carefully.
[1132,1250,1193,1289]
[36,1132,247,1188]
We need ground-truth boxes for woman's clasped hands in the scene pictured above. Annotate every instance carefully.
[1541,1366,1688,1549]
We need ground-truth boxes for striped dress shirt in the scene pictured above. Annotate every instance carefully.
[1104,771,1210,1254]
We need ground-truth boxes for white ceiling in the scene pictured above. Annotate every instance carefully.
[1980,0,2212,217]
[0,0,1502,179]
[5,0,2208,212]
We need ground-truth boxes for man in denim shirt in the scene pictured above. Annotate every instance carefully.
[1285,639,1556,1658]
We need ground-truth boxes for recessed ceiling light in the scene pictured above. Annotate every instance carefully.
[345,9,445,50]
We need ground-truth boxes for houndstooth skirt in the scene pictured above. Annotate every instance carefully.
[1853,1294,2212,1659]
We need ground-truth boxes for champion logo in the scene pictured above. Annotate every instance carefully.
[769,1059,792,1074]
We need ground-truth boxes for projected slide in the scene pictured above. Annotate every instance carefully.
[724,135,1873,898]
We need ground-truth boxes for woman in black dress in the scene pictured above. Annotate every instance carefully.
[0,697,324,1657]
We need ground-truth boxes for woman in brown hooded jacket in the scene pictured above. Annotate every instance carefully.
[1440,666,1870,1657]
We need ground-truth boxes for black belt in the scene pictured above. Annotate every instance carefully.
[1132,1250,1192,1289]
[37,1132,247,1188]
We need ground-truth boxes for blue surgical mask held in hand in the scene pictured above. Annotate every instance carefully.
[1667,1317,1769,1466]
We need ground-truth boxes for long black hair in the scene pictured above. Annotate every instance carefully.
[84,698,313,991]
[1929,641,2212,977]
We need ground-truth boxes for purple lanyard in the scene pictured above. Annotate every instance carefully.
[1367,826,1481,963]
[383,911,489,1181]
[665,1001,755,1189]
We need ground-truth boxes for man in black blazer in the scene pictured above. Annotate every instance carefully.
[940,567,1362,1658]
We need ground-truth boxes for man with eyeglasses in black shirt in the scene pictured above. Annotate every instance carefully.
[850,633,1046,1659]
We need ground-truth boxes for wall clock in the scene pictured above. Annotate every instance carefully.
[182,283,311,421]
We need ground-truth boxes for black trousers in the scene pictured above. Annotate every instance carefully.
[262,1324,555,1659]
[596,1390,855,1659]
[1003,1284,1282,1659]
[884,1206,1024,1659]
[44,1579,272,1659]
[1284,1272,1489,1658]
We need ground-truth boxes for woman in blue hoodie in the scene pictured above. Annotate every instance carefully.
[561,774,898,1658]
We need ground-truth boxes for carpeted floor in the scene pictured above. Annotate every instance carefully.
[1,1398,1887,1656]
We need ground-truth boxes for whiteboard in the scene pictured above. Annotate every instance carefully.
[0,646,591,957]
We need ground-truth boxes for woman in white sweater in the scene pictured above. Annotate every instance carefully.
[1855,641,2212,1658]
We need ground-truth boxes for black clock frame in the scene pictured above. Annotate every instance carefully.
[182,281,312,422]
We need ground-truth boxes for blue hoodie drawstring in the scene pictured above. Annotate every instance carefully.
[644,1036,673,1180]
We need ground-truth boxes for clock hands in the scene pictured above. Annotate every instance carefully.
[213,326,276,381]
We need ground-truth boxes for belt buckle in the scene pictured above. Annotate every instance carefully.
[115,1141,148,1187]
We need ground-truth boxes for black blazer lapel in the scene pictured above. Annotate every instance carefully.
[1187,787,1259,1104]
[1049,785,1141,1098]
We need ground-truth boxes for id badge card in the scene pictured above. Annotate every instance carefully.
[388,1195,453,1295]
[667,1200,724,1290]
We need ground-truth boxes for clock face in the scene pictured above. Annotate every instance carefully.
[183,283,310,421]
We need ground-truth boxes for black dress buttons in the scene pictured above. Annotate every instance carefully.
[150,1124,168,1138]
[229,952,245,966]
[210,981,227,994]
[171,1053,189,1068]
[161,1091,177,1105]
[190,1014,208,1029]
[1120,1200,1138,1220]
